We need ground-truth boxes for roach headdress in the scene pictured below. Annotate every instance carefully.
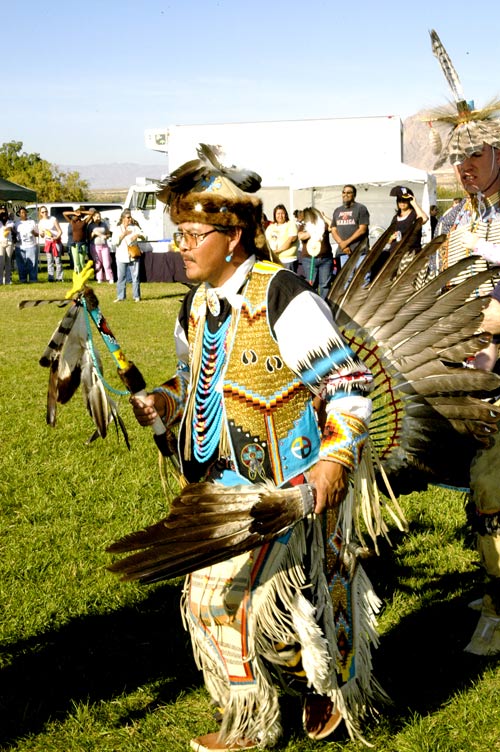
[158,143,269,257]
[426,29,500,169]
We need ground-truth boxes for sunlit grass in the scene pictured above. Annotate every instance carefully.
[0,273,499,751]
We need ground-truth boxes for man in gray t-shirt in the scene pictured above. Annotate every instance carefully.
[330,184,369,267]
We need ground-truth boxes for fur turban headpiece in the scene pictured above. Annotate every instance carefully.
[158,144,270,258]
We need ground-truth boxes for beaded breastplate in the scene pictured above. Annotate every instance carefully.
[186,261,319,484]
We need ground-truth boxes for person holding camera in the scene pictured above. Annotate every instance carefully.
[112,210,143,302]
[370,186,428,279]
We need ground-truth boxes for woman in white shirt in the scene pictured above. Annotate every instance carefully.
[112,211,143,302]
[14,207,39,282]
[38,206,64,282]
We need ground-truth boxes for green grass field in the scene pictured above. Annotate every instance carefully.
[1,272,499,751]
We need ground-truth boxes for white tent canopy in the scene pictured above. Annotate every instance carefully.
[290,161,430,190]
[258,167,435,243]
[145,115,436,240]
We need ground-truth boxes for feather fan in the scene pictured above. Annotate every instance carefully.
[19,298,69,310]
[39,302,81,368]
[107,482,315,582]
[40,306,87,424]
[38,300,129,447]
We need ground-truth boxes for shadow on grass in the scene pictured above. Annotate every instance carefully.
[373,594,490,715]
[0,535,496,749]
[362,535,496,736]
[0,583,200,747]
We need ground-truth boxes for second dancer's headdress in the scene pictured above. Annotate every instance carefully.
[426,29,500,168]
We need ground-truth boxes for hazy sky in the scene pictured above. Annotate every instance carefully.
[6,0,499,166]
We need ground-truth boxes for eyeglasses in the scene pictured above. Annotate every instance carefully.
[173,228,223,248]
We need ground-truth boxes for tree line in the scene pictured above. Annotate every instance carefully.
[0,141,89,202]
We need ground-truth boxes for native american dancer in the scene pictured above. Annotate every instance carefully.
[423,29,500,654]
[26,141,500,747]
[107,144,391,751]
[103,135,500,751]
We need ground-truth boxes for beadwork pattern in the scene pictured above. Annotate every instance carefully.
[193,315,231,462]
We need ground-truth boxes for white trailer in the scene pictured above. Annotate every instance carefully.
[144,115,436,243]
[122,177,175,253]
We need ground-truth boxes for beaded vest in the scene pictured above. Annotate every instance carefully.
[184,260,320,485]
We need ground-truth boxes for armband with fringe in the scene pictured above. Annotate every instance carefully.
[152,373,187,428]
[319,411,368,472]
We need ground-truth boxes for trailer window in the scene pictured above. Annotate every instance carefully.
[136,192,157,211]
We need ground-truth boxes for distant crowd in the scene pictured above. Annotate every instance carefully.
[0,189,448,302]
[0,204,117,286]
[0,205,149,303]
[262,184,442,299]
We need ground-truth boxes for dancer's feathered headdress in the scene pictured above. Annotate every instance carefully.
[426,29,500,168]
[158,143,269,257]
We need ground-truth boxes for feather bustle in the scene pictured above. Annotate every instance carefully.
[328,219,500,489]
[366,255,487,340]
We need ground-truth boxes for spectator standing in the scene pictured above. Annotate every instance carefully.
[14,207,38,283]
[330,185,369,268]
[38,206,64,282]
[429,204,439,237]
[0,204,15,285]
[88,210,114,283]
[63,207,93,272]
[370,187,428,279]
[298,207,334,299]
[112,210,143,302]
[265,204,298,271]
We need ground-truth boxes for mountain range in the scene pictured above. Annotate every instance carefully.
[59,162,168,190]
[61,115,455,191]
